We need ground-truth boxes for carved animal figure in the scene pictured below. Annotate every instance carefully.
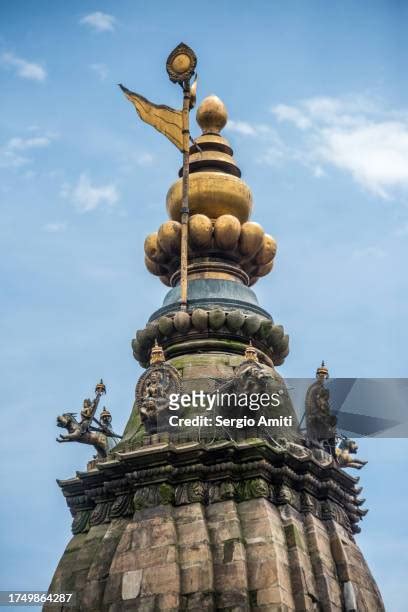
[56,413,109,459]
[336,438,367,470]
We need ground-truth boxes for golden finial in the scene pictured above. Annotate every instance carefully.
[100,407,112,421]
[316,360,329,380]
[95,379,106,395]
[150,339,166,365]
[196,95,228,134]
[244,341,258,362]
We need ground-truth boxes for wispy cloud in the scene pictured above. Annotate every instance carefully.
[226,120,271,137]
[90,63,108,81]
[0,52,46,82]
[268,95,408,199]
[8,136,52,150]
[43,222,67,233]
[0,132,54,169]
[62,174,119,212]
[136,152,154,166]
[272,104,312,130]
[80,12,116,32]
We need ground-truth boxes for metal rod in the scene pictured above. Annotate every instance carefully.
[179,80,191,311]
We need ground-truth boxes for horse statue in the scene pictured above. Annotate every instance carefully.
[56,412,110,458]
[336,438,367,470]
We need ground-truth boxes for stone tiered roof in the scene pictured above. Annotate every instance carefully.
[47,91,384,611]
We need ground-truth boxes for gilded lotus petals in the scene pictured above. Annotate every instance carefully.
[158,220,182,255]
[255,234,277,265]
[214,214,241,250]
[189,214,213,249]
[239,222,264,256]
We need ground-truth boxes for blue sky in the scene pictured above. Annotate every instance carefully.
[1,1,407,609]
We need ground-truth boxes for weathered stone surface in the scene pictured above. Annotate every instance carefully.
[122,570,143,600]
[47,492,384,612]
[47,447,384,611]
[206,500,249,610]
[238,498,294,610]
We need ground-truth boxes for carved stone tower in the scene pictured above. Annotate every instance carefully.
[47,95,384,611]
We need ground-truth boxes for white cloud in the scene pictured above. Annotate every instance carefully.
[0,132,54,169]
[80,12,116,32]
[137,152,154,166]
[0,150,29,169]
[313,165,325,178]
[43,222,67,233]
[63,174,119,212]
[268,95,408,199]
[0,52,46,81]
[258,146,286,166]
[7,136,51,150]
[226,120,272,137]
[319,121,408,198]
[90,63,108,81]
[272,104,311,130]
[227,120,257,136]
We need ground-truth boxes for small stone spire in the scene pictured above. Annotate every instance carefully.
[244,341,258,362]
[150,340,166,365]
[316,360,329,380]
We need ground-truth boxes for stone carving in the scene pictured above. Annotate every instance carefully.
[56,413,109,459]
[90,501,112,526]
[71,510,90,535]
[219,349,277,403]
[110,493,134,518]
[56,380,122,459]
[135,346,181,434]
[305,362,337,456]
[336,438,367,470]
[132,311,289,368]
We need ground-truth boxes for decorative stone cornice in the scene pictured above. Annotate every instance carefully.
[58,439,366,537]
[132,308,289,367]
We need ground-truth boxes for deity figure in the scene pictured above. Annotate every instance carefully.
[135,343,181,434]
[305,362,337,455]
[56,380,121,459]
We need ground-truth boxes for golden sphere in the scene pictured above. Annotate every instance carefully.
[144,232,166,263]
[196,95,228,134]
[214,214,241,250]
[239,222,265,256]
[145,256,164,276]
[189,214,213,249]
[255,234,277,265]
[157,220,181,256]
[159,275,171,287]
[167,172,252,223]
[144,232,158,260]
[171,53,191,74]
[256,261,274,277]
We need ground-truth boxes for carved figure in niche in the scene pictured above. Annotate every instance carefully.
[305,362,337,456]
[135,343,181,434]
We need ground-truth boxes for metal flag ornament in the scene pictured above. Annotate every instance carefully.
[118,87,184,151]
[119,42,198,311]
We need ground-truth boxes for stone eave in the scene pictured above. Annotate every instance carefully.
[57,438,367,534]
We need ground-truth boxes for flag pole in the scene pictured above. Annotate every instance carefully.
[166,43,197,312]
[179,80,191,311]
